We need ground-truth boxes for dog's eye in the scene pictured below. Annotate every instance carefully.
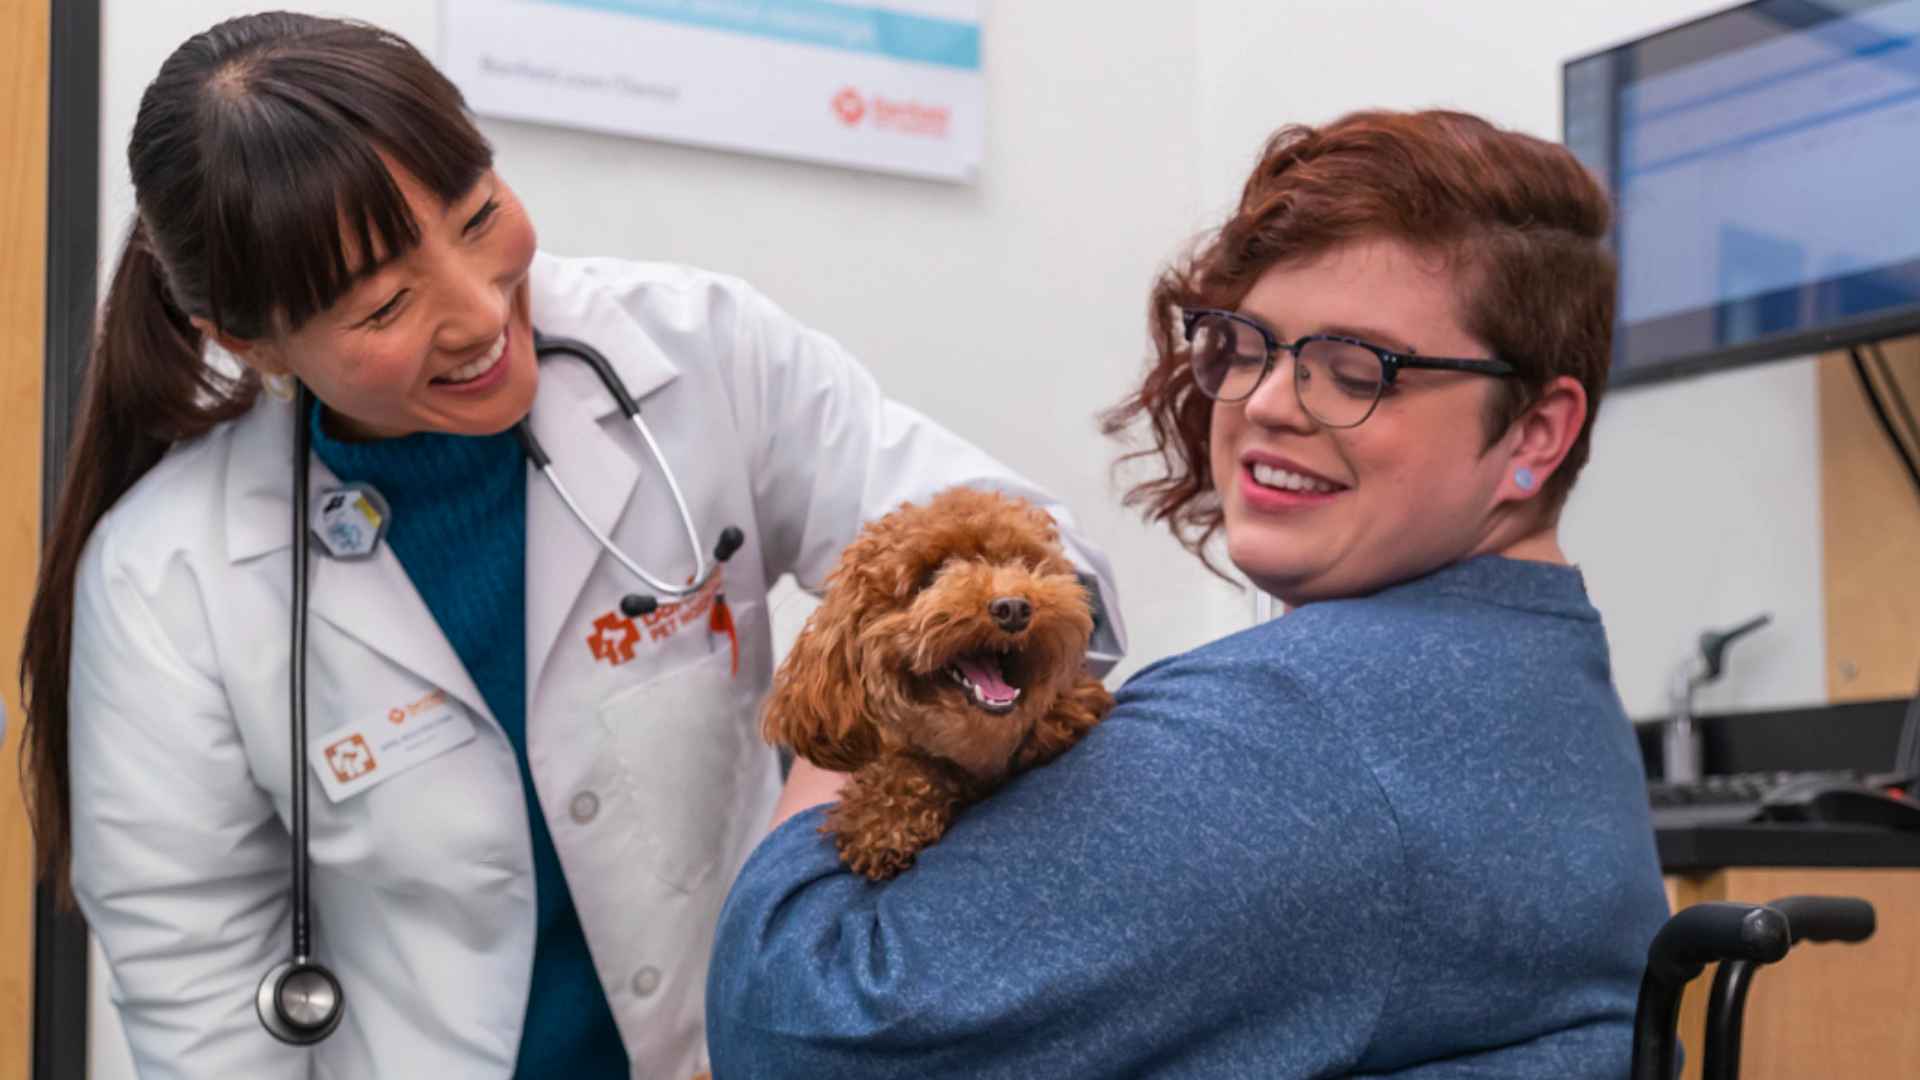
[915,566,940,592]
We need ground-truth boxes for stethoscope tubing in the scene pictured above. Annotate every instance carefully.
[289,384,317,961]
[268,333,739,1043]
[520,333,717,600]
[258,385,339,1046]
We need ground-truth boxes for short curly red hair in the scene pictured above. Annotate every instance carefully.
[1102,109,1615,568]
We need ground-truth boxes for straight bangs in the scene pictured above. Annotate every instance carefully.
[197,30,493,338]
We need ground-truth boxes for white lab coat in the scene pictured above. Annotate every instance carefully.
[68,254,1127,1080]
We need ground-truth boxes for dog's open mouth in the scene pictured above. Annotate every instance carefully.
[944,651,1022,714]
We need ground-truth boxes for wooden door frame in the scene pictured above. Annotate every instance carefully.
[1,0,50,1075]
[28,1,100,1078]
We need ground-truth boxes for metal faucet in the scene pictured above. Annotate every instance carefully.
[1663,614,1772,783]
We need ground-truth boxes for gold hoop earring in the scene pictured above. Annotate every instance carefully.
[262,373,297,401]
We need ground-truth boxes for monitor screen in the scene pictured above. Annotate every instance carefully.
[1565,0,1920,387]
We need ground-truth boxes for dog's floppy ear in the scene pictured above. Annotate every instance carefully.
[761,586,883,773]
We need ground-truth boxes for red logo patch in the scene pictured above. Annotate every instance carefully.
[587,611,642,667]
[323,734,377,783]
[831,86,866,126]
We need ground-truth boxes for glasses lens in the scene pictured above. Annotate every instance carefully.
[1187,314,1268,401]
[1296,339,1385,427]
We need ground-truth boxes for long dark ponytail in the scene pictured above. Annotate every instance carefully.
[20,12,493,900]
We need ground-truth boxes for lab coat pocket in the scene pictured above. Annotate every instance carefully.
[597,638,758,894]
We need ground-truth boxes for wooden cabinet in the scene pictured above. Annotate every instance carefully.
[1819,343,1920,703]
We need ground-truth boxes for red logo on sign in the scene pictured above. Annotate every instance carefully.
[587,611,642,667]
[831,86,866,126]
[830,85,950,139]
[875,97,949,138]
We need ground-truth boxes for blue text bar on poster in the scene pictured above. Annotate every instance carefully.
[536,0,981,70]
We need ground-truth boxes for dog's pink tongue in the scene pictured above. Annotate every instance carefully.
[957,656,1016,701]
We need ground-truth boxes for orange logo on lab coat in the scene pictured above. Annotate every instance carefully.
[587,611,642,666]
[324,734,377,783]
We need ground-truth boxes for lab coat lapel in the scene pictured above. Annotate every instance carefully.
[524,358,641,686]
[307,540,493,728]
[521,256,684,683]
[223,391,493,725]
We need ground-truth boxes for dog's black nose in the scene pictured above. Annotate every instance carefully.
[989,596,1031,632]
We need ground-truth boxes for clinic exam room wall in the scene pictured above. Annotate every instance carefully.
[86,0,1804,1075]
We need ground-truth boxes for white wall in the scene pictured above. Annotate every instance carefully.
[89,1,1830,1074]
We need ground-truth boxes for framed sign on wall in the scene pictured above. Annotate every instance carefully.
[441,0,985,182]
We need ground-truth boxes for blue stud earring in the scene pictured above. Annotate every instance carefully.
[1514,467,1537,492]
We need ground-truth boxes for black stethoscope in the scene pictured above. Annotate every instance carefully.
[258,331,744,1045]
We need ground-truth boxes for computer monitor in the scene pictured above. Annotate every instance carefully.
[1564,0,1920,387]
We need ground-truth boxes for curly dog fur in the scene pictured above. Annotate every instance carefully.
[762,486,1114,880]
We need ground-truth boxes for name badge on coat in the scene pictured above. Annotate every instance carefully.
[308,689,478,802]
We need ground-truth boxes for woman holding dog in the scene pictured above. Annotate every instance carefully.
[17,12,1126,1079]
[709,109,1669,1077]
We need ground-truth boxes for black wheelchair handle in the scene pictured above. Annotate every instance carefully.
[1701,895,1877,1080]
[1768,895,1876,945]
[1645,902,1791,985]
[1632,903,1791,1080]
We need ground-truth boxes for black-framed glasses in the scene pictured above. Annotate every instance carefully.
[1181,308,1518,428]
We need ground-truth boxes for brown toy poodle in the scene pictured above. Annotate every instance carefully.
[762,486,1114,880]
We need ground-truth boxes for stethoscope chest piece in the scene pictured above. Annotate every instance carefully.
[257,957,345,1045]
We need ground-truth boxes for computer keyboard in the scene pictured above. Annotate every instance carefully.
[1646,770,1864,830]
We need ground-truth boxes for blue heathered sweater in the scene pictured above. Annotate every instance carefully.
[311,410,627,1078]
[706,555,1670,1078]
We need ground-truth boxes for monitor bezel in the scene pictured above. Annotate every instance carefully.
[1563,0,1920,389]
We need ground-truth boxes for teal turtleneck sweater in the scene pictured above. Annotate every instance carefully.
[310,407,627,1078]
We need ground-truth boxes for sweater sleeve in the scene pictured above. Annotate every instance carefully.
[704,649,1409,1078]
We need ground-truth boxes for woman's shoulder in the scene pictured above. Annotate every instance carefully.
[1155,559,1601,679]
[532,252,766,326]
[1111,616,1334,734]
[83,398,266,592]
[1126,593,1409,688]
[1119,569,1599,726]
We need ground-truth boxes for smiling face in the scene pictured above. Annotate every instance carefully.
[1209,235,1531,605]
[226,163,540,440]
[857,492,1094,781]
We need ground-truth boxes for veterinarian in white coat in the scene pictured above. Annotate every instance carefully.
[23,14,1124,1080]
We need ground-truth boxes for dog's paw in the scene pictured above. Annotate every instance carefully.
[833,831,919,881]
[824,758,972,880]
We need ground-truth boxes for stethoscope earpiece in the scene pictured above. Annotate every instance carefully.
[618,526,746,619]
[256,958,345,1045]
